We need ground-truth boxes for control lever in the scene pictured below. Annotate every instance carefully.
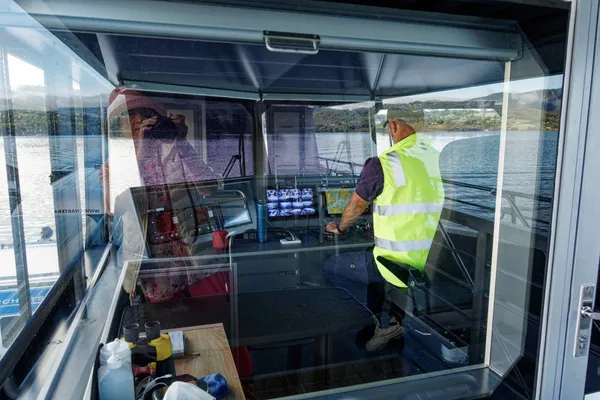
[323,226,350,242]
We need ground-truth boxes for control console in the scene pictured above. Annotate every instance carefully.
[322,218,373,242]
[114,179,256,259]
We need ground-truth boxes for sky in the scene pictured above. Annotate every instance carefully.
[7,54,85,93]
[7,54,45,89]
[385,74,564,104]
[331,74,564,110]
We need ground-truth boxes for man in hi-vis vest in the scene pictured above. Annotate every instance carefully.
[323,119,444,351]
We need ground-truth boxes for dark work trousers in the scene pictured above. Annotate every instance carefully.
[322,251,383,306]
[323,251,407,327]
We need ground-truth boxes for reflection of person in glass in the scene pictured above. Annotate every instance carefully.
[105,88,222,302]
[323,119,444,351]
[103,88,217,190]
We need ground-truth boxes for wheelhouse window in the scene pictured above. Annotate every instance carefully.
[0,1,569,399]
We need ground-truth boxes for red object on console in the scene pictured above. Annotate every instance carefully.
[156,212,174,233]
[212,230,229,250]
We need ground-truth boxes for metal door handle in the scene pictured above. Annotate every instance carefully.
[575,284,596,357]
[581,306,600,320]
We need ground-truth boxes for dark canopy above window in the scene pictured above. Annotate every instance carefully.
[9,0,537,101]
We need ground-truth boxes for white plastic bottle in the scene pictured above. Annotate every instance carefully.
[99,343,113,365]
[112,338,132,368]
[98,351,135,400]
[99,339,132,381]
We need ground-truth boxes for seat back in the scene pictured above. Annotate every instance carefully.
[422,218,481,315]
[420,135,496,316]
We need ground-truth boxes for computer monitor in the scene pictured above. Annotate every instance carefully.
[266,187,316,219]
[325,188,355,216]
[221,197,252,228]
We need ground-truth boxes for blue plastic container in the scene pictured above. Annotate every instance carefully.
[257,200,268,243]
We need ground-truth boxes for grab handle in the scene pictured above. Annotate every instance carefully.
[264,31,320,55]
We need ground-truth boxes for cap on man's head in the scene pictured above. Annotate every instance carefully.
[107,87,167,118]
[384,118,414,132]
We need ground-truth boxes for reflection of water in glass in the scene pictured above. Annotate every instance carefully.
[433,131,558,226]
[313,131,557,225]
[0,138,56,245]
[0,131,558,246]
[314,132,377,173]
[0,136,86,276]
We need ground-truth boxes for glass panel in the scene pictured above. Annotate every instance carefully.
[488,62,563,396]
[107,95,254,211]
[0,52,62,355]
[205,100,254,178]
[0,4,114,374]
[112,64,518,398]
[265,104,378,176]
[0,0,569,399]
[375,69,563,399]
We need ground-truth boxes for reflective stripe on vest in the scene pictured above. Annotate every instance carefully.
[374,237,433,252]
[386,151,407,187]
[373,202,443,216]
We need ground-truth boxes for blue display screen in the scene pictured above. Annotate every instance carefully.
[266,188,316,218]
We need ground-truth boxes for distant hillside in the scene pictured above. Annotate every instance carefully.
[1,88,562,136]
[314,89,562,132]
[473,88,562,112]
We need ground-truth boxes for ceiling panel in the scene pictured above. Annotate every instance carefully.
[54,32,505,100]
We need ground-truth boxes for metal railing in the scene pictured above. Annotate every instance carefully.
[317,156,362,176]
[316,155,553,228]
[321,142,357,177]
[442,178,553,228]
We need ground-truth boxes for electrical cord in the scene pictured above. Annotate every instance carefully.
[137,374,173,400]
[136,376,154,399]
[279,228,297,241]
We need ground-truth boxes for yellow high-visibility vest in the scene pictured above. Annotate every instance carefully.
[372,134,445,288]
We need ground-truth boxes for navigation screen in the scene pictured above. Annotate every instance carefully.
[325,188,355,215]
[267,188,316,218]
[221,198,252,228]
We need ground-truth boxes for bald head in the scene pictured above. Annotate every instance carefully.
[388,119,416,144]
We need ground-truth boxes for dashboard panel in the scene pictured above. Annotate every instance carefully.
[113,175,371,260]
[114,178,256,259]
